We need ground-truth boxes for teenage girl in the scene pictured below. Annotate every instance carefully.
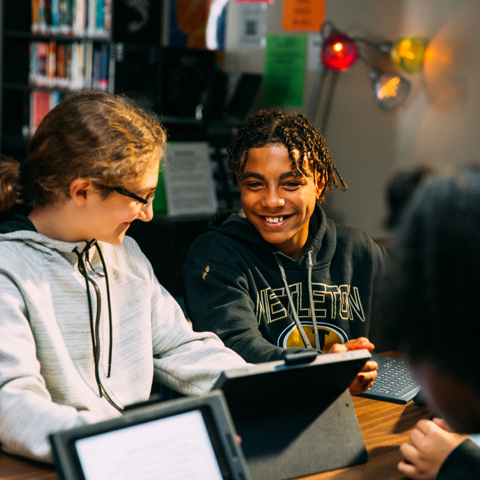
[0,91,246,462]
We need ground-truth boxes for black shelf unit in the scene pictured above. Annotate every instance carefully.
[0,0,112,159]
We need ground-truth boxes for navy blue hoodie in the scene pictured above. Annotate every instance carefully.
[184,203,386,363]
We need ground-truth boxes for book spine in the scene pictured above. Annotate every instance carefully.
[65,43,72,89]
[103,0,112,37]
[99,42,108,91]
[71,41,78,89]
[37,41,48,86]
[29,42,37,85]
[95,0,104,37]
[84,40,93,89]
[38,91,51,129]
[38,0,47,34]
[31,0,40,34]
[50,0,60,35]
[56,43,67,88]
[44,0,52,34]
[74,0,84,36]
[92,44,100,90]
[87,0,96,37]
[107,42,115,93]
[59,0,67,35]
[65,0,73,35]
[48,40,57,87]
[30,90,37,136]
[78,42,85,88]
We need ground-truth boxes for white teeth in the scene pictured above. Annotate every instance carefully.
[265,217,283,223]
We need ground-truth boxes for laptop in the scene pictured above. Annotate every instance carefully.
[50,390,251,480]
[213,349,371,480]
[357,352,421,404]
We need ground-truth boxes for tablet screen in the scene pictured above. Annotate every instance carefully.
[75,410,224,480]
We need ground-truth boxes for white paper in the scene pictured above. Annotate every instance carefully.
[162,142,218,217]
[308,33,323,71]
[238,3,267,49]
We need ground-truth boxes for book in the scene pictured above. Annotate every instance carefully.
[50,0,60,34]
[47,40,57,87]
[38,0,47,34]
[32,0,40,34]
[29,42,38,85]
[84,40,93,89]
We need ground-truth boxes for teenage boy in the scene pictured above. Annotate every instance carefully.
[184,110,383,393]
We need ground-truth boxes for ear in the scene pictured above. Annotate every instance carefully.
[315,172,328,199]
[69,178,95,207]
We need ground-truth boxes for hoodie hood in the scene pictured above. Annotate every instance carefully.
[207,202,337,266]
[0,207,36,234]
[0,208,97,266]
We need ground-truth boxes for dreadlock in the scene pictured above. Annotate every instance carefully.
[227,110,347,202]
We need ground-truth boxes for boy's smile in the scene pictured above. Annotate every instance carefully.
[237,143,324,261]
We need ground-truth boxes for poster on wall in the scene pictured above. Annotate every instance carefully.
[282,0,326,32]
[262,35,306,106]
[238,3,268,49]
[169,0,227,50]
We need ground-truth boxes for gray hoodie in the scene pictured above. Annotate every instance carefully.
[0,210,247,462]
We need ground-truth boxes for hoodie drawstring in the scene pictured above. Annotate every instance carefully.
[274,253,314,350]
[274,251,322,352]
[94,243,114,378]
[307,252,321,351]
[73,241,120,411]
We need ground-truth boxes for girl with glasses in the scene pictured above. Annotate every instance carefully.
[0,91,247,463]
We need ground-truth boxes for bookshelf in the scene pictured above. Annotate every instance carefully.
[0,0,112,158]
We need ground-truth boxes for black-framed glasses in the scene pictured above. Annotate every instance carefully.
[113,187,156,213]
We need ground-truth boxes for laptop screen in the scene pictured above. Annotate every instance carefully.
[75,410,223,480]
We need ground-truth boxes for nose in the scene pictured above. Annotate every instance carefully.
[138,204,154,222]
[262,186,285,209]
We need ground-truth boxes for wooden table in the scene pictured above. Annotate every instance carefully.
[0,396,428,480]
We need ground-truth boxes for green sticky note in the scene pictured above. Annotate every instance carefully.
[262,35,307,107]
[152,167,168,215]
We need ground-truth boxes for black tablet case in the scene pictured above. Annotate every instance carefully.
[49,391,251,480]
[213,350,370,480]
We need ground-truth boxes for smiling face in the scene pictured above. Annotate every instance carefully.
[237,144,324,261]
[84,156,160,245]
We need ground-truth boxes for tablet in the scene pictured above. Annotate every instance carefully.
[214,348,371,407]
[50,391,251,480]
[213,349,371,480]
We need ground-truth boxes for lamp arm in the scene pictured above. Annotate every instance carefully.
[353,37,392,54]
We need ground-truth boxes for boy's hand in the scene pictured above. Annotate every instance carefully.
[328,337,374,354]
[398,418,468,479]
[328,337,377,395]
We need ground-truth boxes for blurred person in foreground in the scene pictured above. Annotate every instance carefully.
[377,166,480,479]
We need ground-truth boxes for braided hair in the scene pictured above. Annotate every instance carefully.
[227,110,347,202]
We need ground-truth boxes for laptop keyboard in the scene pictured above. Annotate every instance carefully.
[357,353,421,404]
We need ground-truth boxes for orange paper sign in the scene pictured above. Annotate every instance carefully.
[282,0,326,32]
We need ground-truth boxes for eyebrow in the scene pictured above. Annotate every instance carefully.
[134,186,157,196]
[240,171,303,181]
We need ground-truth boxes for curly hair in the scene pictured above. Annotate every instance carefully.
[227,110,347,202]
[0,91,167,215]
[377,166,480,391]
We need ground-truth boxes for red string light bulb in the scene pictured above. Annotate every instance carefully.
[321,32,359,71]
